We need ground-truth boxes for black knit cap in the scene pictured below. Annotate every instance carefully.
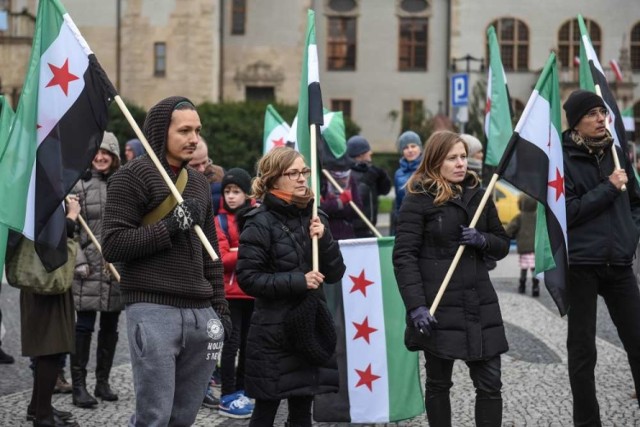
[562,90,606,129]
[221,167,252,195]
[143,96,195,161]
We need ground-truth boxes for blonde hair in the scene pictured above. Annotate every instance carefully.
[406,130,479,205]
[251,147,303,199]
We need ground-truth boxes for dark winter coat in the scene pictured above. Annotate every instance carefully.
[505,194,537,254]
[72,170,122,312]
[562,130,640,265]
[320,175,363,240]
[350,162,392,238]
[393,177,510,361]
[237,193,346,400]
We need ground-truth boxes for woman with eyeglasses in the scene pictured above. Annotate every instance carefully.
[236,147,346,427]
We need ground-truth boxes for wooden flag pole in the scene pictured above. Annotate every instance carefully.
[594,85,626,191]
[65,196,120,282]
[429,173,500,315]
[310,124,319,271]
[113,95,218,261]
[321,169,383,238]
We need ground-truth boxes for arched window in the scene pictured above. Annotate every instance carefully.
[631,22,640,71]
[557,18,601,69]
[488,18,529,71]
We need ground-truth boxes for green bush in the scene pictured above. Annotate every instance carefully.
[107,99,147,152]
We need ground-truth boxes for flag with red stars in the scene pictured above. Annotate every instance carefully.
[0,0,116,271]
[263,104,293,155]
[314,237,424,423]
[496,53,568,315]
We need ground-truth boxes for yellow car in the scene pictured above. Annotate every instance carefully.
[493,180,522,226]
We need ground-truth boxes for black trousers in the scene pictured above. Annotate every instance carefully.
[249,396,313,427]
[424,352,502,427]
[220,299,254,397]
[567,265,640,427]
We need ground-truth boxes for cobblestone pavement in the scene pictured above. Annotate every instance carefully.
[1,253,640,426]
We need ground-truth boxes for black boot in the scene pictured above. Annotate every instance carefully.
[94,330,118,401]
[532,278,540,297]
[475,394,502,427]
[71,332,98,408]
[518,278,526,294]
[425,392,452,427]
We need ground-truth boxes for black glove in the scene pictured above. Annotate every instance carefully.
[162,198,202,235]
[409,305,437,336]
[459,226,487,250]
[220,314,232,342]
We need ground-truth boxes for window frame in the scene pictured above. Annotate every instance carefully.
[401,99,424,130]
[487,18,529,72]
[231,0,246,35]
[557,18,601,69]
[631,22,640,71]
[330,99,352,119]
[153,42,166,77]
[398,17,429,71]
[326,16,357,71]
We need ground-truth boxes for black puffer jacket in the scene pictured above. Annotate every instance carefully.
[393,177,510,361]
[562,130,640,265]
[237,193,346,400]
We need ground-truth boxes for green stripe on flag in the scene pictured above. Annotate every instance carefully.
[578,15,596,93]
[378,237,424,421]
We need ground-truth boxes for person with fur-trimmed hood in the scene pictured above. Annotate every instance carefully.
[102,96,229,426]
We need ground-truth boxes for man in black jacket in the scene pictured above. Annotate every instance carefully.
[347,135,391,237]
[562,89,640,426]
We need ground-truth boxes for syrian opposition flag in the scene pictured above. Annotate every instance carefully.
[578,15,628,158]
[263,104,292,154]
[0,0,116,271]
[622,107,635,132]
[610,59,623,82]
[496,53,568,315]
[484,25,513,167]
[0,96,15,276]
[314,238,424,423]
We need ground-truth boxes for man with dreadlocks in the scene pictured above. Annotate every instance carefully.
[561,89,640,426]
[102,96,229,426]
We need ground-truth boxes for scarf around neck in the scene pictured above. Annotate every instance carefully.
[270,188,314,209]
[570,129,613,155]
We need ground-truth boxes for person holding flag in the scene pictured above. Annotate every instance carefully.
[562,89,640,425]
[393,131,510,427]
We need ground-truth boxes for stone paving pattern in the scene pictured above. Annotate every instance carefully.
[2,252,640,426]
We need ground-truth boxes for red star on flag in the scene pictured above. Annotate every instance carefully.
[548,167,565,201]
[272,137,285,148]
[46,59,79,96]
[355,363,381,391]
[485,98,491,115]
[353,316,378,344]
[349,269,374,297]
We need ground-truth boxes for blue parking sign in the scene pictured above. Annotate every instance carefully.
[451,73,468,107]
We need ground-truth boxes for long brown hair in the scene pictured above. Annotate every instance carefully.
[406,130,479,205]
[251,147,303,199]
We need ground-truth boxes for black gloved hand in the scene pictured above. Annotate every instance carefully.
[409,305,438,336]
[220,314,232,342]
[162,198,202,235]
[459,226,487,250]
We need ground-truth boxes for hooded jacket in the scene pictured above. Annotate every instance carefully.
[394,156,422,211]
[101,96,227,315]
[561,130,640,265]
[505,194,537,254]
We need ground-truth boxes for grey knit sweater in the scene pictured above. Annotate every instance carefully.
[102,96,227,315]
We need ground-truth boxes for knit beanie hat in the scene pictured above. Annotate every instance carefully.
[100,132,120,160]
[397,131,422,153]
[221,167,252,195]
[347,135,371,158]
[563,90,606,129]
[143,96,195,160]
[460,134,483,157]
[125,138,144,158]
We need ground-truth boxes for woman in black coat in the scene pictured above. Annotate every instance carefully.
[393,131,510,427]
[237,147,346,427]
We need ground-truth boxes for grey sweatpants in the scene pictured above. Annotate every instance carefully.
[125,303,223,427]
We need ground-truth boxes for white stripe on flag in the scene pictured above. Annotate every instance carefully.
[307,44,319,85]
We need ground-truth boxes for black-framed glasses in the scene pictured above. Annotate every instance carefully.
[585,108,609,120]
[282,168,312,180]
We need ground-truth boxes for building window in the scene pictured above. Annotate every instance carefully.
[557,18,601,69]
[631,22,640,71]
[402,99,423,130]
[327,17,356,71]
[400,0,428,13]
[331,99,352,119]
[231,0,246,35]
[153,42,166,77]
[328,0,356,12]
[488,18,528,71]
[399,18,428,71]
[245,86,274,102]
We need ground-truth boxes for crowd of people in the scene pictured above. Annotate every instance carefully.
[1,89,639,427]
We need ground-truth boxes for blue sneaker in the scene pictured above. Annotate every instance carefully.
[232,390,254,411]
[219,392,253,419]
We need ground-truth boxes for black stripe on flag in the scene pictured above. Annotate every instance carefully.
[499,132,568,315]
[308,81,324,126]
[35,54,116,271]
